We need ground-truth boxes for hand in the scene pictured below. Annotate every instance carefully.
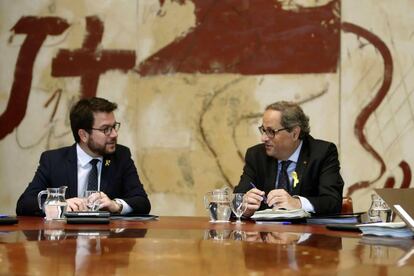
[97,192,122,213]
[243,188,266,217]
[66,197,88,212]
[266,189,301,210]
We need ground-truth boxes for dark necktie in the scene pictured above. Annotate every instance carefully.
[87,159,99,191]
[277,160,292,193]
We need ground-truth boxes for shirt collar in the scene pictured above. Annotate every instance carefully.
[76,144,103,167]
[278,140,303,164]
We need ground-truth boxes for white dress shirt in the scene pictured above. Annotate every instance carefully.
[76,144,132,214]
[275,141,315,213]
[76,144,103,197]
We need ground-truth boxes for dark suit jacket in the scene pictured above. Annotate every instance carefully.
[16,144,151,216]
[234,135,344,215]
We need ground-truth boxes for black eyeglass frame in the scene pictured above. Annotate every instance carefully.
[90,122,121,136]
[258,125,289,138]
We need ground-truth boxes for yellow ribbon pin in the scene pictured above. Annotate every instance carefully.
[292,171,299,188]
[105,160,111,167]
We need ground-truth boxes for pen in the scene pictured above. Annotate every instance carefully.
[250,182,267,202]
[255,221,291,225]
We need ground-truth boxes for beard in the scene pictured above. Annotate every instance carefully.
[87,138,117,156]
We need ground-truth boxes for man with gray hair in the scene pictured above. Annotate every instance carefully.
[234,101,344,216]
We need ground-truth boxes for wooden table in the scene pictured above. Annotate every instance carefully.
[1,216,413,275]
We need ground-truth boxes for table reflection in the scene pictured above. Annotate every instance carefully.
[242,232,342,273]
[2,217,414,274]
[3,228,145,275]
[203,229,344,272]
[18,228,148,241]
[204,229,247,241]
[244,231,304,244]
[204,229,313,244]
[358,236,414,266]
[203,229,342,247]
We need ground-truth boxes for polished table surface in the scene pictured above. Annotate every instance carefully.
[1,216,413,275]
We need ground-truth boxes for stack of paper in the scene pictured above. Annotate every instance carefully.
[357,222,414,238]
[251,208,310,221]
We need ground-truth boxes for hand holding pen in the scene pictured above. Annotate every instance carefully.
[241,182,267,217]
[249,182,267,202]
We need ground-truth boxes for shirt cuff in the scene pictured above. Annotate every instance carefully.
[115,198,132,215]
[296,196,315,213]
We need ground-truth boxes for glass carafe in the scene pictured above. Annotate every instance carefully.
[204,187,232,223]
[37,186,68,220]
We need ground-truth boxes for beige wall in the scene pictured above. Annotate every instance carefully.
[1,0,413,216]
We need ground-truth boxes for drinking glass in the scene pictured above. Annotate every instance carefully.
[84,190,101,211]
[231,193,247,224]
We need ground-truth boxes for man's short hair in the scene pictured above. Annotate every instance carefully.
[70,97,118,142]
[265,101,310,139]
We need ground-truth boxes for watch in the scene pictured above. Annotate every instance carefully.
[113,199,123,214]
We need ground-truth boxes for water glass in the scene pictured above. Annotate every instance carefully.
[84,190,101,211]
[231,193,247,224]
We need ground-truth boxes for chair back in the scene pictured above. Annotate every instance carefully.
[341,197,353,214]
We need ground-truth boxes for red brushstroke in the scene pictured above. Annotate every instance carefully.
[342,22,393,196]
[52,16,136,98]
[0,17,69,139]
[398,161,411,188]
[139,0,340,75]
[383,161,411,188]
[384,177,395,188]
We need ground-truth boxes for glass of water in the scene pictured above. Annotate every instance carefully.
[84,190,101,211]
[231,193,247,224]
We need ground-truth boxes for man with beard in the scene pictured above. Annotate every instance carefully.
[234,101,344,216]
[16,97,150,215]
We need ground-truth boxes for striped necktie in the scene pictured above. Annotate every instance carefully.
[277,160,292,193]
[87,159,99,191]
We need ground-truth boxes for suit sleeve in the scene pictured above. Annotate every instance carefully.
[234,147,258,193]
[306,143,344,214]
[119,148,151,214]
[234,146,268,211]
[16,152,51,216]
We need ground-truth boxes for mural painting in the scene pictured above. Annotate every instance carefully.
[0,0,413,215]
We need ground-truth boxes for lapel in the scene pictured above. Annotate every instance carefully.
[291,137,310,195]
[263,156,278,195]
[100,155,113,192]
[66,144,78,198]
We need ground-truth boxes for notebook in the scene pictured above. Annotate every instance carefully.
[65,211,110,224]
[375,188,414,231]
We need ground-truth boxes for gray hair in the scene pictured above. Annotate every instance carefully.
[265,101,310,139]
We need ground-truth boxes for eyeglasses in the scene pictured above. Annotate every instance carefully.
[90,122,121,136]
[258,125,288,138]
